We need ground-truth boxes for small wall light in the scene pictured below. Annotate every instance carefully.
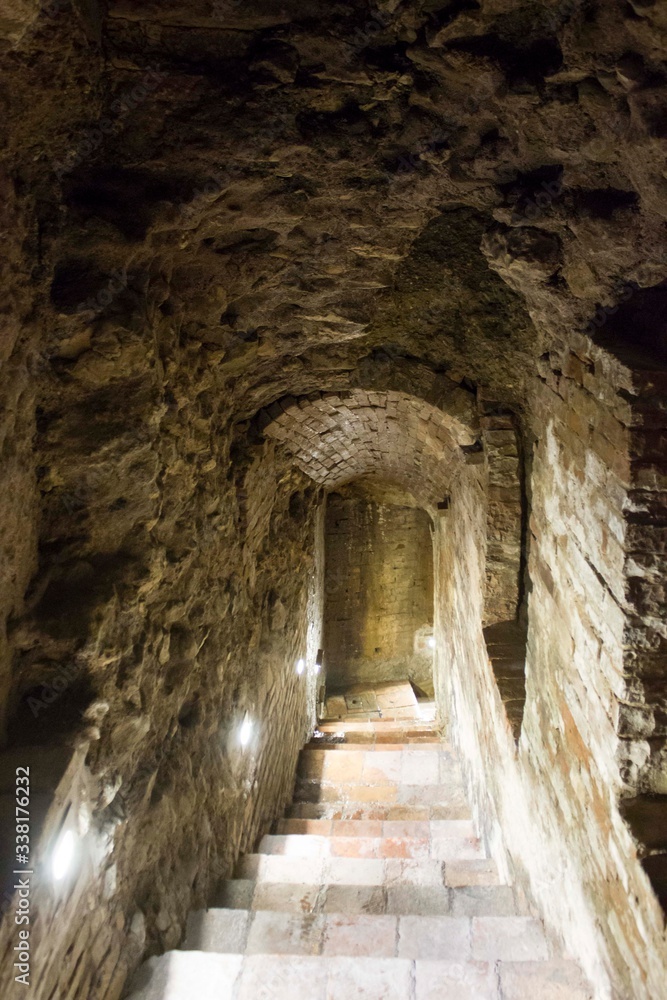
[239,713,253,749]
[296,658,305,675]
[427,637,436,649]
[52,829,77,882]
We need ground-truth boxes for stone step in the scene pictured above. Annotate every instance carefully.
[126,951,592,1000]
[258,822,483,860]
[306,740,450,752]
[287,800,472,821]
[237,851,494,886]
[216,879,515,916]
[318,720,437,732]
[182,909,549,961]
[313,725,441,746]
[260,832,431,859]
[293,779,468,807]
[276,817,470,837]
[298,747,461,785]
[311,732,444,744]
[235,851,496,887]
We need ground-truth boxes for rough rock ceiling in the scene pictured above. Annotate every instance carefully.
[4,0,667,429]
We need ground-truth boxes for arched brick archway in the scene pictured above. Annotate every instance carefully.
[258,389,479,511]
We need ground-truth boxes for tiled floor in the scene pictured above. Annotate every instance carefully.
[127,704,593,1000]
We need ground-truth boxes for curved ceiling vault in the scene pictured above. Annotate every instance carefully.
[260,388,479,510]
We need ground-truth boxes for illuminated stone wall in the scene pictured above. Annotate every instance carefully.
[323,488,434,690]
[434,348,667,1000]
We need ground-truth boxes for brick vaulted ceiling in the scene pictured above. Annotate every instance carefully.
[261,389,478,507]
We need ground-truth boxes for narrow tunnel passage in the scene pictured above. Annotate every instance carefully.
[2,4,667,999]
[124,383,595,998]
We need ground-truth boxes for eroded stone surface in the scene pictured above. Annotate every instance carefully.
[0,2,666,997]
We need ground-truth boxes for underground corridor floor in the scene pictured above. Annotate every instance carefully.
[126,690,593,1000]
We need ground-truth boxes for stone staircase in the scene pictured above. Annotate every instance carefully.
[126,714,592,999]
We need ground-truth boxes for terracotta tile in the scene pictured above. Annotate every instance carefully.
[238,955,326,1000]
[383,820,431,839]
[325,957,413,1000]
[329,806,383,821]
[323,751,365,782]
[346,784,397,803]
[332,819,383,838]
[329,837,379,859]
[322,914,397,957]
[246,911,324,955]
[379,837,430,860]
[414,960,499,1000]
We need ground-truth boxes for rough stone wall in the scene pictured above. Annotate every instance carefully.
[618,355,667,799]
[479,398,523,627]
[0,370,323,1000]
[435,351,667,1000]
[0,172,39,742]
[323,488,433,690]
[0,1,666,997]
